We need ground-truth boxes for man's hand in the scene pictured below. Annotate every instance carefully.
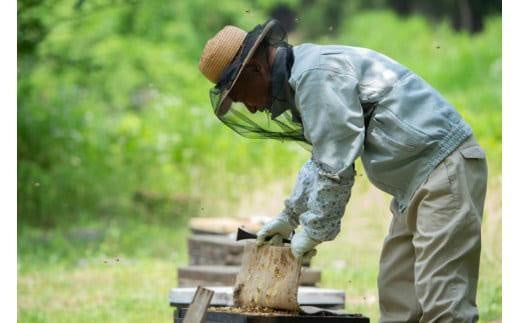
[290,230,320,262]
[256,217,294,246]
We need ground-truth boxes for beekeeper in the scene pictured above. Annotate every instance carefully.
[199,19,487,322]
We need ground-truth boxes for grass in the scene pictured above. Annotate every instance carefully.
[18,260,178,322]
[18,10,501,323]
[18,216,190,322]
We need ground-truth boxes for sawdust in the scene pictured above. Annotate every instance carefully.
[208,306,298,316]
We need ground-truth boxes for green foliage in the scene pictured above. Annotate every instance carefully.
[18,0,305,226]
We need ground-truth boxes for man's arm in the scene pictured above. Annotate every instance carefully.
[279,160,316,227]
[290,67,364,255]
[258,67,364,258]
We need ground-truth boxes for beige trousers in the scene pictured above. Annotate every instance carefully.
[378,136,488,323]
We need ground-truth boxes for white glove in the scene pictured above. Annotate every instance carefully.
[290,230,320,261]
[256,216,295,246]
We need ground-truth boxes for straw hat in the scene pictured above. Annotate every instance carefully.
[199,20,280,115]
[199,26,247,84]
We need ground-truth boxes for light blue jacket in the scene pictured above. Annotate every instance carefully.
[280,44,472,242]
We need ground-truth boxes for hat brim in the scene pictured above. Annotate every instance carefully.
[215,20,279,117]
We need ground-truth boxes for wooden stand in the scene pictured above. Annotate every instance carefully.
[174,308,370,322]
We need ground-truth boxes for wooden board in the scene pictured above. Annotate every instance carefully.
[233,241,301,312]
[178,265,321,287]
[182,286,214,323]
[169,286,345,308]
[188,235,245,266]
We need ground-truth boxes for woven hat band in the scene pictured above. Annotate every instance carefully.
[199,26,247,84]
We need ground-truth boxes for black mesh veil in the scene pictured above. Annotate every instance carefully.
[209,20,310,147]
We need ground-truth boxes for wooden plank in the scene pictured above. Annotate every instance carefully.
[170,286,345,308]
[188,235,245,266]
[178,265,321,287]
[233,241,301,311]
[178,266,236,286]
[300,267,321,285]
[182,286,214,323]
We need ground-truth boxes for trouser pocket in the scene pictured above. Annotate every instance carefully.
[457,142,488,219]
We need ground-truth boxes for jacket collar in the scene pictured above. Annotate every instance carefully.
[269,46,301,123]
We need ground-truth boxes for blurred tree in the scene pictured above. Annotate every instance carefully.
[270,0,501,38]
[388,0,501,33]
[269,4,297,32]
[295,0,351,37]
[17,0,277,226]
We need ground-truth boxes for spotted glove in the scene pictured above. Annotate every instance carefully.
[290,230,320,261]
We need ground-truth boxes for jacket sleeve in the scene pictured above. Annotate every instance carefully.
[278,160,316,228]
[291,68,365,241]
